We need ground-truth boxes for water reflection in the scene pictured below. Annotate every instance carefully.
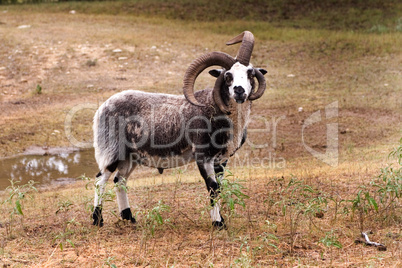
[0,149,97,190]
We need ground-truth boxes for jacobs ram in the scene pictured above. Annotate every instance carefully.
[92,31,267,228]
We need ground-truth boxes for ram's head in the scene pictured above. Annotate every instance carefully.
[183,31,267,114]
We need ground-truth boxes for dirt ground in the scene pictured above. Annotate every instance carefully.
[0,7,401,268]
[1,13,400,160]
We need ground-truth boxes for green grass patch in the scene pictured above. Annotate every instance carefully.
[2,0,402,33]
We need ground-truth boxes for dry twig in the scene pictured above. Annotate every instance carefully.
[355,231,387,251]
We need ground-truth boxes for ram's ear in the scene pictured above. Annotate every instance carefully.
[208,69,223,78]
[257,68,267,75]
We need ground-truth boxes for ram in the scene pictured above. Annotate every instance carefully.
[92,31,267,228]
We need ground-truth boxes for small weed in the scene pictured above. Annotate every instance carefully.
[142,200,172,237]
[52,217,79,251]
[103,256,117,268]
[1,179,37,238]
[347,139,401,230]
[319,230,342,263]
[53,231,75,251]
[274,177,328,251]
[348,187,378,232]
[233,236,253,267]
[35,84,42,94]
[370,139,401,222]
[56,200,74,215]
[257,220,279,254]
[215,169,249,223]
[319,230,342,249]
[85,59,98,67]
[53,230,75,251]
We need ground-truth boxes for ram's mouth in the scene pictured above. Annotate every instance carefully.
[234,94,247,104]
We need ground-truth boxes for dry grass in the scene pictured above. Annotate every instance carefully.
[0,160,401,267]
[0,3,401,267]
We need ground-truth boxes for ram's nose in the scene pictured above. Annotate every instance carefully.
[234,86,246,103]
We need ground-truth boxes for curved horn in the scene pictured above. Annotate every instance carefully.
[226,31,254,66]
[248,69,266,101]
[183,51,235,107]
[212,71,230,114]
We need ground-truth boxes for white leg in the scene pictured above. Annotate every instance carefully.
[210,202,222,222]
[197,160,225,227]
[114,172,130,212]
[94,170,112,207]
[204,162,223,222]
[114,162,136,223]
[93,170,112,226]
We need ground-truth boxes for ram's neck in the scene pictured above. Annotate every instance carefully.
[225,100,252,156]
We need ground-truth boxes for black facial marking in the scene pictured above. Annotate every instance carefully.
[121,208,136,223]
[234,86,245,95]
[224,72,233,86]
[113,176,119,184]
[247,68,255,79]
[96,171,102,178]
[234,85,247,103]
[158,168,164,174]
[92,206,104,227]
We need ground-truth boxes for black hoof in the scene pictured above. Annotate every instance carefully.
[121,208,136,224]
[92,206,104,227]
[212,220,226,230]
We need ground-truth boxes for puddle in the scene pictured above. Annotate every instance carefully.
[0,147,98,191]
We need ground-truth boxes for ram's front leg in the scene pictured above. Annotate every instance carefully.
[197,160,226,229]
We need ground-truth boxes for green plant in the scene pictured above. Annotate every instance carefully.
[1,179,37,238]
[85,59,97,67]
[347,140,401,230]
[319,230,342,249]
[143,200,172,237]
[370,140,401,222]
[55,200,74,215]
[52,217,78,251]
[103,256,117,268]
[80,175,97,213]
[348,187,378,232]
[233,236,253,267]
[257,220,279,255]
[318,230,342,263]
[215,169,249,221]
[274,177,328,252]
[53,230,75,251]
[35,84,42,94]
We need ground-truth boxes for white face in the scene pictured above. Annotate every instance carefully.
[225,62,254,104]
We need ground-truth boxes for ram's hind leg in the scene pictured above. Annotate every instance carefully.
[93,162,117,226]
[114,161,136,223]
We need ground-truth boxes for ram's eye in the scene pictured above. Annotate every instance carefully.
[224,72,233,85]
[247,69,255,79]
